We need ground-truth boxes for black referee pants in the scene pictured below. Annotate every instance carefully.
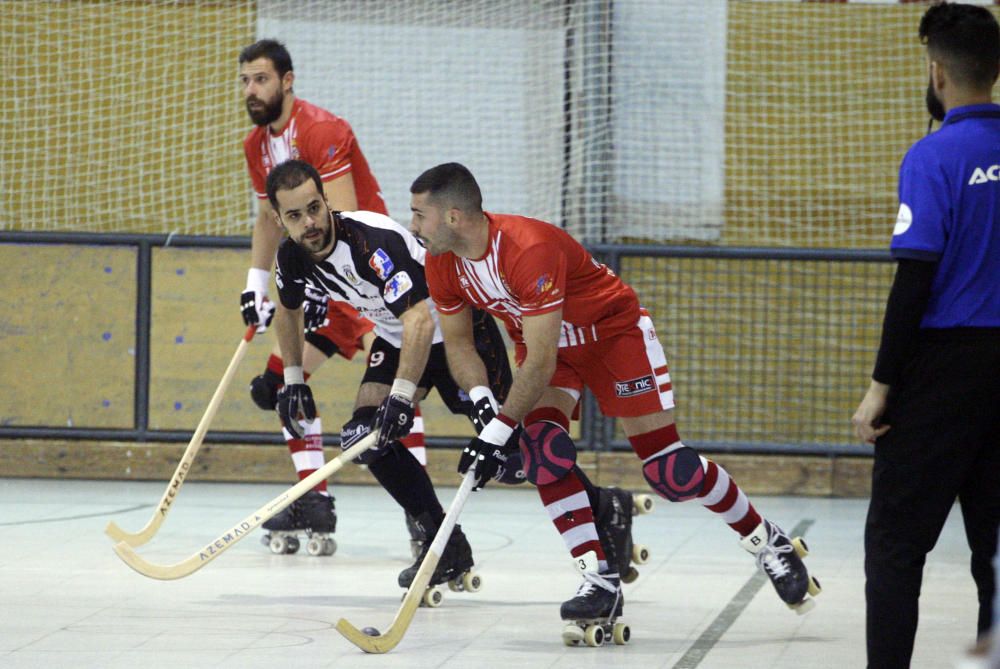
[865,330,1000,669]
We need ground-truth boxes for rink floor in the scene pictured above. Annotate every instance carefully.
[0,474,984,669]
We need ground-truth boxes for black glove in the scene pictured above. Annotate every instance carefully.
[470,395,497,434]
[276,383,316,439]
[373,393,415,450]
[302,283,329,333]
[458,437,509,491]
[240,290,275,333]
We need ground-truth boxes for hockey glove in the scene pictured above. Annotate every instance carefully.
[302,282,329,333]
[240,268,275,333]
[458,415,515,490]
[373,395,415,451]
[276,383,316,439]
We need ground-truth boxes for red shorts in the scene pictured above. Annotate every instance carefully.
[310,299,374,361]
[517,311,674,418]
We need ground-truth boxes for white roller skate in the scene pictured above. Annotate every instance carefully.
[397,512,480,608]
[560,551,630,647]
[260,490,337,556]
[597,487,651,584]
[740,519,821,614]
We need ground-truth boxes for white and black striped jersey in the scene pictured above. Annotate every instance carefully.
[275,210,443,349]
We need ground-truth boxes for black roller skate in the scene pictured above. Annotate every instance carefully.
[560,550,630,647]
[260,490,337,556]
[740,519,821,615]
[397,512,480,608]
[596,487,652,584]
[405,510,426,560]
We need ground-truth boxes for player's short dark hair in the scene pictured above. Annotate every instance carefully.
[410,162,483,213]
[920,2,1000,89]
[239,39,294,78]
[266,160,323,210]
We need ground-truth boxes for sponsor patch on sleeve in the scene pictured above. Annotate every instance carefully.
[383,271,413,304]
[369,248,395,280]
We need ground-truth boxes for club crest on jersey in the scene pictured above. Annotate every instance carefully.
[369,249,394,280]
[614,375,655,398]
[326,145,337,160]
[459,275,471,288]
[342,265,361,285]
[383,271,413,304]
[535,273,553,294]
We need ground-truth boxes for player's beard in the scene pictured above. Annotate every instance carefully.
[300,220,334,257]
[925,77,946,122]
[245,89,284,126]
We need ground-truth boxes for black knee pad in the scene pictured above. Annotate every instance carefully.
[642,446,705,502]
[249,370,282,411]
[519,421,577,485]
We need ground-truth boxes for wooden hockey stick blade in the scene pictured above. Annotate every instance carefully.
[112,431,378,580]
[336,470,477,653]
[105,325,257,546]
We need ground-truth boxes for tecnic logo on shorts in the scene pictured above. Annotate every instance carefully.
[614,375,655,397]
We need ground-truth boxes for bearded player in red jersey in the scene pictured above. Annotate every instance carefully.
[411,162,821,643]
[236,39,426,556]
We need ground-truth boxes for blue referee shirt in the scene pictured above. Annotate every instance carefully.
[892,103,1000,328]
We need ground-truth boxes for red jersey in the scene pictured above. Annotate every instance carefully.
[243,97,387,214]
[426,212,640,347]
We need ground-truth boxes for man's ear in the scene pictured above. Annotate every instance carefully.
[283,70,295,94]
[930,59,947,93]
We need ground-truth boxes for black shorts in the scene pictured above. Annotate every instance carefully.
[361,309,512,416]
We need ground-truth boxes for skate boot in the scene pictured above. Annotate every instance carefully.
[405,510,426,560]
[740,519,821,615]
[596,487,651,584]
[397,512,480,607]
[560,550,629,647]
[260,490,337,556]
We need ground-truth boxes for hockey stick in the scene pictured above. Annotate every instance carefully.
[112,430,378,580]
[104,325,257,547]
[336,468,477,653]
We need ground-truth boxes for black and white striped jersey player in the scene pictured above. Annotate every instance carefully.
[267,159,512,586]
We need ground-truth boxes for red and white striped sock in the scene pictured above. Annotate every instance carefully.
[697,457,761,537]
[399,405,426,467]
[282,415,328,495]
[538,470,607,571]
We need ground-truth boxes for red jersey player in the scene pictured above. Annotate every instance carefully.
[411,162,821,643]
[236,39,426,556]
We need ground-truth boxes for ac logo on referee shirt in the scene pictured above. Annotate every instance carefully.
[968,165,1000,185]
[614,375,655,397]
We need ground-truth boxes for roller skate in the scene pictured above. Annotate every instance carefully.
[405,510,426,560]
[397,512,481,608]
[596,486,651,584]
[260,490,337,556]
[560,550,630,647]
[740,519,821,615]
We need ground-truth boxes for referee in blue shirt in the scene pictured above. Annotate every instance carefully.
[852,3,1000,667]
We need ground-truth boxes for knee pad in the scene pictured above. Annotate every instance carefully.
[249,370,282,411]
[519,421,577,485]
[341,406,387,466]
[642,446,705,502]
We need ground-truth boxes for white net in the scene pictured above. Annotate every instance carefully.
[4,0,997,247]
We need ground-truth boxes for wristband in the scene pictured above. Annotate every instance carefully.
[390,378,417,401]
[246,267,271,294]
[469,385,498,412]
[284,365,305,385]
[479,415,515,446]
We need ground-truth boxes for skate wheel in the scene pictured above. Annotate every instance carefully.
[808,575,822,596]
[622,567,640,584]
[323,537,337,555]
[633,494,655,515]
[632,544,650,565]
[422,587,443,608]
[612,622,631,645]
[448,579,462,592]
[285,536,300,554]
[561,624,584,646]
[462,571,482,593]
[790,597,816,616]
[584,624,604,647]
[268,535,288,555]
[260,534,271,547]
[306,536,325,556]
[791,536,809,558]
